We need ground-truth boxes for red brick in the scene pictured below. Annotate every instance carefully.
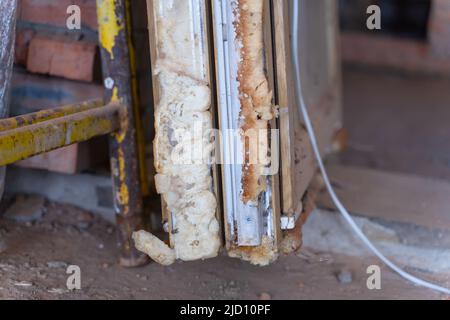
[17,145,80,174]
[14,29,35,65]
[10,72,106,174]
[19,0,98,31]
[16,137,108,174]
[26,35,97,82]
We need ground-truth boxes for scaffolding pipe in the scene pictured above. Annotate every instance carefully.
[97,0,149,267]
[0,102,124,166]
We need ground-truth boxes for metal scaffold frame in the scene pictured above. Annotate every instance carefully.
[0,0,148,267]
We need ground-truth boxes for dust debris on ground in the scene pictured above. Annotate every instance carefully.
[0,197,446,300]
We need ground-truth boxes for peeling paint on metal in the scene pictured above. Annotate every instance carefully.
[0,103,122,166]
[0,99,103,132]
[117,148,130,214]
[97,0,124,59]
[111,86,119,102]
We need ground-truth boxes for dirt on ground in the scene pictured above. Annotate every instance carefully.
[0,199,447,300]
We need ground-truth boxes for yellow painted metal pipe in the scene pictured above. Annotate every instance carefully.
[0,99,103,132]
[0,102,123,166]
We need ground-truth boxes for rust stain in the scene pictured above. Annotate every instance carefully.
[228,235,278,266]
[280,174,325,255]
[235,0,274,203]
[332,127,349,152]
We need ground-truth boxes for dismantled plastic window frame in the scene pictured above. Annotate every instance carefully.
[212,0,275,247]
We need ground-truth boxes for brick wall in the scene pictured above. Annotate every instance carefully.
[15,0,99,82]
[11,0,104,173]
[10,0,154,183]
[18,0,98,30]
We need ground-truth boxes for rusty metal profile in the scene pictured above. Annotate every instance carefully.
[97,0,148,267]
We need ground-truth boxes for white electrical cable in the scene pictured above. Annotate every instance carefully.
[291,0,450,295]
